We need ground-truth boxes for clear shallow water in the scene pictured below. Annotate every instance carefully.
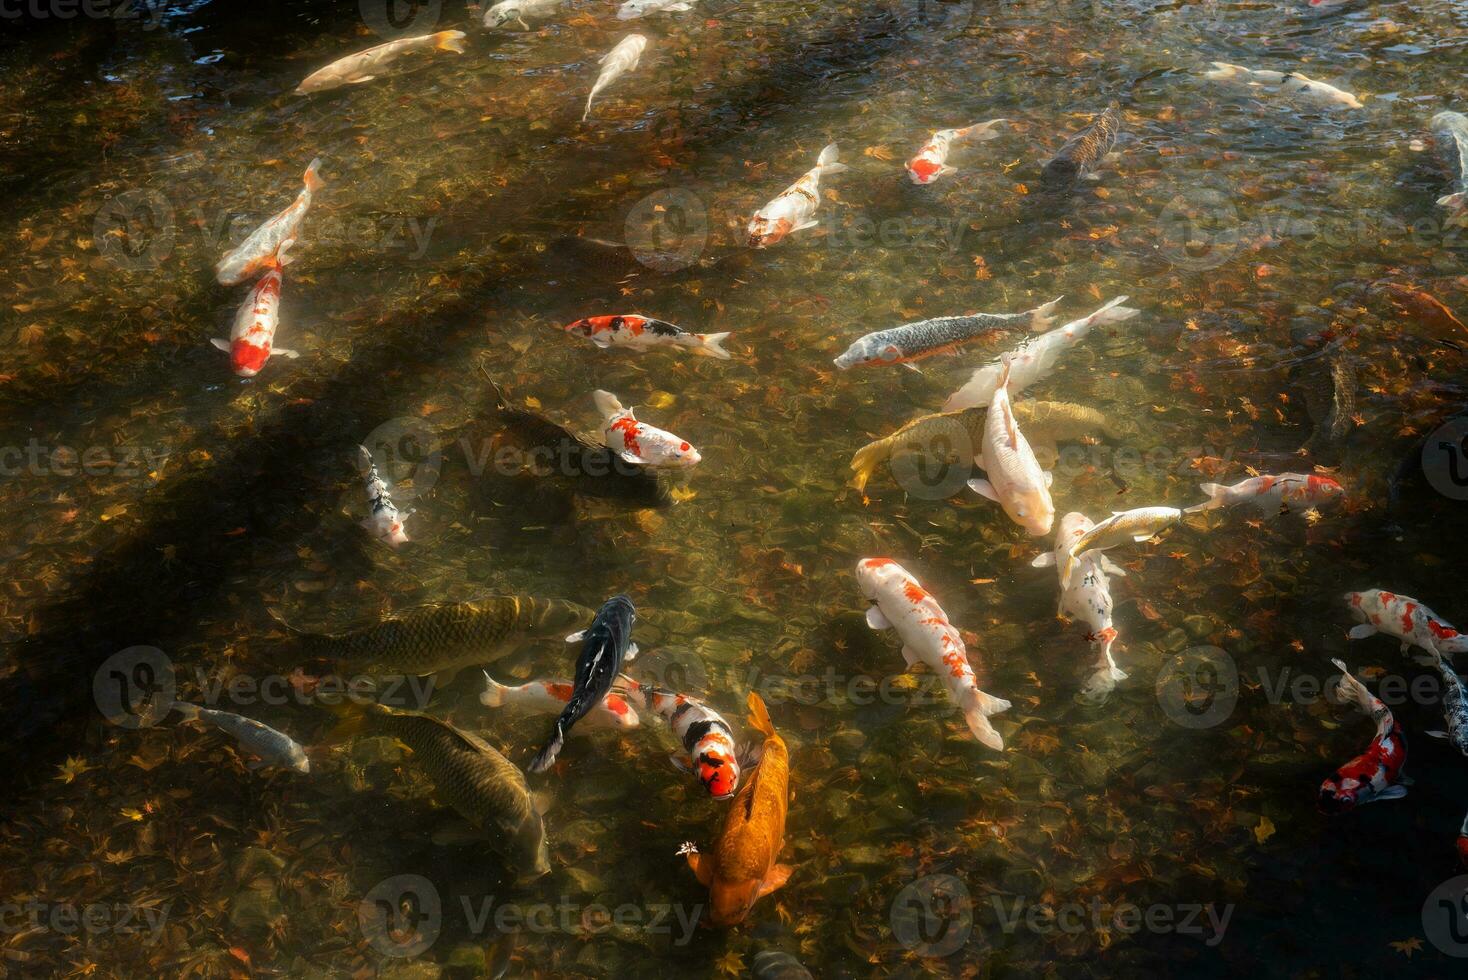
[2,0,1467,976]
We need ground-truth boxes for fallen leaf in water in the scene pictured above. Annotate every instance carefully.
[1390,937,1423,957]
[863,145,894,161]
[1253,816,1275,844]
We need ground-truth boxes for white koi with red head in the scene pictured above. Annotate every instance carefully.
[356,445,409,548]
[968,356,1054,537]
[211,240,300,377]
[1185,472,1344,515]
[1032,512,1129,703]
[480,671,640,729]
[854,558,1010,751]
[747,143,848,248]
[215,159,325,286]
[1345,589,1468,665]
[620,680,740,799]
[593,390,700,468]
[906,119,1007,185]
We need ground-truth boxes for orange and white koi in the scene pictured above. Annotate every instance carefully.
[584,34,647,122]
[562,314,730,359]
[480,671,640,729]
[620,680,740,799]
[968,356,1054,537]
[210,240,299,377]
[295,31,467,94]
[356,445,409,548]
[855,558,1010,751]
[747,143,848,248]
[1185,473,1344,515]
[215,159,325,286]
[593,390,700,468]
[1345,589,1468,665]
[1032,513,1129,703]
[906,119,1007,185]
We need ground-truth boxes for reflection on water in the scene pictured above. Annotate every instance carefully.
[2,0,1467,975]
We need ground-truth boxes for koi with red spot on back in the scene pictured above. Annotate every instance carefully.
[563,314,731,359]
[906,119,1007,185]
[1185,473,1344,515]
[1344,589,1468,665]
[593,390,700,468]
[854,558,1010,750]
[480,671,640,729]
[215,159,325,286]
[211,240,300,377]
[1319,659,1408,813]
[619,679,740,799]
[747,143,848,248]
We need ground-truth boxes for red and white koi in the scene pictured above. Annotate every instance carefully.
[1318,659,1407,812]
[593,390,700,468]
[215,159,325,286]
[356,445,409,548]
[855,558,1010,751]
[747,143,848,248]
[295,31,467,94]
[968,357,1054,537]
[906,119,1007,185]
[1032,513,1129,703]
[562,314,730,359]
[210,240,299,377]
[619,679,740,799]
[584,34,647,122]
[1185,473,1344,515]
[481,671,640,729]
[1345,589,1468,665]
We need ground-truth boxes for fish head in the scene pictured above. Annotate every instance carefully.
[381,519,410,548]
[707,877,764,927]
[230,341,270,377]
[511,816,552,881]
[564,318,596,340]
[617,0,647,17]
[746,216,792,249]
[833,337,899,370]
[289,747,312,774]
[1007,488,1055,537]
[906,156,942,184]
[1343,591,1368,621]
[696,748,739,800]
[1308,475,1345,501]
[1317,775,1360,814]
[853,557,904,603]
[484,3,520,27]
[533,597,597,636]
[669,438,701,467]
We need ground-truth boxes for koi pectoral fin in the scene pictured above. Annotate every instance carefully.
[758,864,795,898]
[1346,624,1377,640]
[210,338,231,352]
[685,849,713,886]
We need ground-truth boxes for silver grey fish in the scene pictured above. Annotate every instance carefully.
[172,701,310,773]
[1431,110,1468,220]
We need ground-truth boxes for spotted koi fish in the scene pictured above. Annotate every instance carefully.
[620,679,740,799]
[480,671,640,729]
[1032,513,1129,704]
[1040,105,1120,186]
[1425,652,1468,757]
[1185,473,1345,515]
[211,241,299,377]
[563,314,731,359]
[855,558,1010,750]
[1345,589,1468,665]
[215,158,325,286]
[905,119,1007,185]
[356,445,410,548]
[747,143,848,248]
[832,296,1060,371]
[1319,659,1407,812]
[593,390,700,467]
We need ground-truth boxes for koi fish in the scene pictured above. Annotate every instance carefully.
[480,671,640,729]
[1185,473,1344,515]
[832,297,1061,370]
[1319,659,1407,812]
[356,445,410,548]
[1458,811,1468,868]
[593,390,700,468]
[906,119,1007,185]
[483,0,563,29]
[617,0,696,19]
[620,679,740,799]
[215,158,325,286]
[1425,653,1468,757]
[1431,110,1468,224]
[1345,589,1468,665]
[210,240,299,377]
[527,595,638,773]
[682,692,792,926]
[968,357,1054,536]
[855,558,1011,750]
[1032,513,1129,703]
[1057,506,1180,591]
[747,143,848,248]
[1040,105,1120,186]
[584,34,647,122]
[171,701,310,773]
[1204,62,1363,109]
[563,314,730,358]
[943,296,1139,412]
[295,31,467,94]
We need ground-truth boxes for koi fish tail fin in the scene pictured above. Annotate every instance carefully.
[1028,295,1064,333]
[436,30,469,53]
[693,332,732,359]
[302,157,326,194]
[1185,483,1226,514]
[592,389,625,418]
[746,691,776,739]
[1087,295,1138,328]
[479,670,510,707]
[170,700,201,722]
[321,699,382,743]
[815,142,849,176]
[959,118,1008,142]
[1076,669,1119,706]
[528,715,570,773]
[849,440,888,492]
[1330,658,1375,716]
[960,687,1011,751]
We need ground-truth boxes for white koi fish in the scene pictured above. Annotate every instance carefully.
[1032,513,1129,703]
[1185,473,1345,515]
[906,119,1007,185]
[215,159,325,286]
[617,0,696,19]
[1057,506,1181,591]
[1431,111,1468,225]
[943,296,1139,412]
[295,31,467,94]
[747,143,848,248]
[968,357,1054,536]
[480,671,640,729]
[855,558,1011,751]
[593,390,700,467]
[357,445,409,548]
[584,34,648,122]
[1345,589,1468,665]
[210,240,299,377]
[484,0,564,29]
[172,701,310,773]
[619,680,741,799]
[1204,62,1364,110]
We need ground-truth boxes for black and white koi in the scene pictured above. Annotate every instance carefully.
[620,680,741,799]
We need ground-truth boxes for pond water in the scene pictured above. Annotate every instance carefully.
[3,0,1468,976]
